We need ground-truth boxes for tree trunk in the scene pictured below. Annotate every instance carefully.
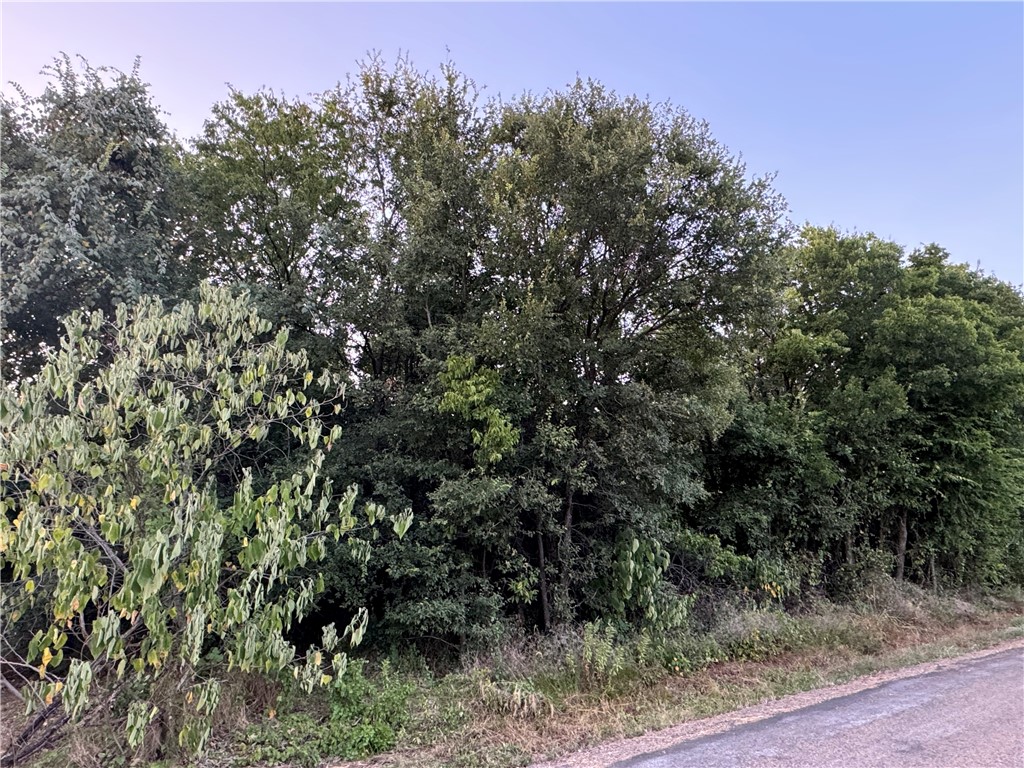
[895,510,908,583]
[560,494,574,612]
[845,530,854,567]
[537,532,551,631]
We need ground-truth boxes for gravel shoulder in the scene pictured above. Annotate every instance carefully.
[531,637,1024,768]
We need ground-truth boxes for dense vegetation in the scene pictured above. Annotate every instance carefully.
[2,55,1022,765]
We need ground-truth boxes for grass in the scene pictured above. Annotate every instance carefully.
[320,583,1024,768]
[9,582,1023,768]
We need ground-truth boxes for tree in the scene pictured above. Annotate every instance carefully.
[867,250,1024,584]
[1,55,187,379]
[470,79,787,627]
[721,227,1024,589]
[178,87,361,341]
[0,284,411,764]
[710,228,916,584]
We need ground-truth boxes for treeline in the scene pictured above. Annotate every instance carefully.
[3,53,1023,667]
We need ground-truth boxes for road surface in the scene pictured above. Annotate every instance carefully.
[613,646,1024,768]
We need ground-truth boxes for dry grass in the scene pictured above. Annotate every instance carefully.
[7,585,1023,768]
[1,669,283,768]
[328,587,1024,768]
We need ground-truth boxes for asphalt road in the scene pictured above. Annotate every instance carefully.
[613,647,1024,768]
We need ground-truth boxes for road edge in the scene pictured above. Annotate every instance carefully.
[530,636,1024,768]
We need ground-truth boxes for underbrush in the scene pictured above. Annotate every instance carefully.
[12,581,1022,768]
[234,660,412,768]
[3,660,412,768]
[353,581,1024,768]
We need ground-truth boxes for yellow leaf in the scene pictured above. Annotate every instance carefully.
[130,496,140,510]
[25,579,34,593]
[42,648,52,666]
[267,707,276,719]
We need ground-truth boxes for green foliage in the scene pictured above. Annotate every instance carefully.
[604,533,694,631]
[4,54,1024,766]
[1,55,187,379]
[238,660,412,767]
[178,86,360,339]
[557,621,634,694]
[0,285,410,763]
[237,713,325,768]
[439,355,520,467]
[662,633,723,675]
[704,226,1024,594]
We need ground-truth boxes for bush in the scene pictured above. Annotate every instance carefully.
[0,286,412,764]
[659,633,723,675]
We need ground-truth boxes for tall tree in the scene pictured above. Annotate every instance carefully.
[471,80,787,627]
[716,228,1024,589]
[178,86,362,347]
[868,249,1024,584]
[1,55,184,379]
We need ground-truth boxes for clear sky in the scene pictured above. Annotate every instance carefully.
[2,2,1022,285]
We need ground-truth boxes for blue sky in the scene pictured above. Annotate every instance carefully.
[3,2,1022,285]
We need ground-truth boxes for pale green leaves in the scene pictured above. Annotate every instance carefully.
[126,702,159,749]
[392,509,414,540]
[0,284,406,757]
[438,355,520,467]
[62,660,93,721]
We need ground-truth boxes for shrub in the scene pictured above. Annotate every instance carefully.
[0,286,412,764]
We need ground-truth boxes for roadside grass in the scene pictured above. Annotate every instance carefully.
[321,583,1024,768]
[9,583,1022,768]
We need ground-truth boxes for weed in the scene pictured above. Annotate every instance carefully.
[660,633,722,674]
[204,581,1024,768]
[476,676,553,719]
[236,659,412,767]
[446,742,532,768]
[576,621,626,690]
